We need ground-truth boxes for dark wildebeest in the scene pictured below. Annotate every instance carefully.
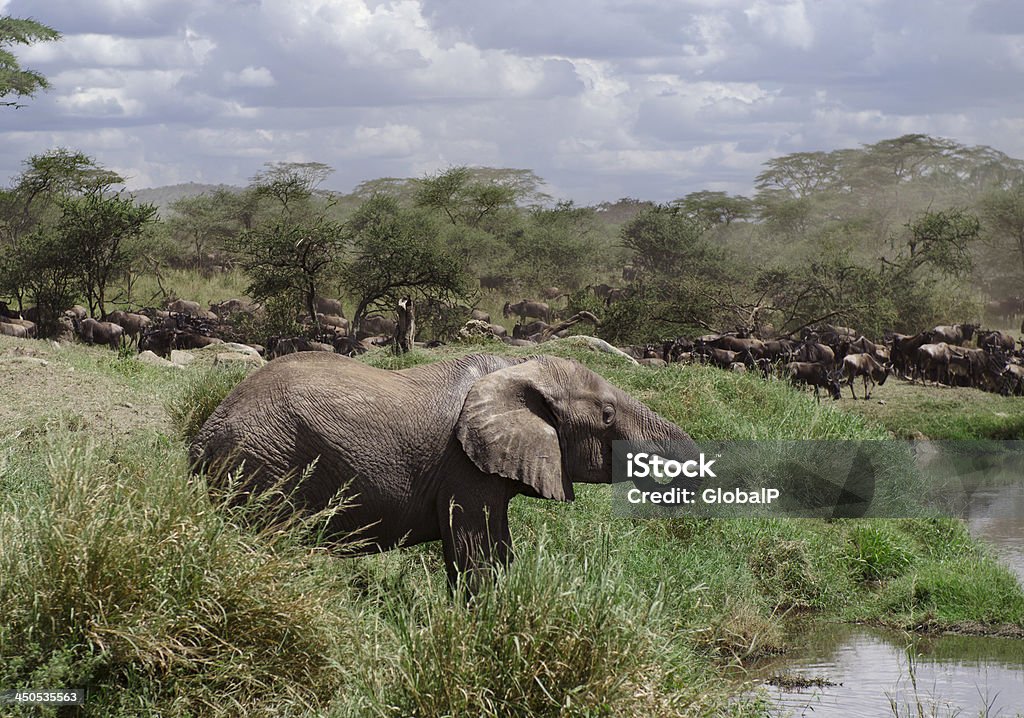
[502,300,551,324]
[266,336,334,358]
[890,332,931,379]
[930,323,977,346]
[977,329,1015,354]
[166,298,203,316]
[915,342,952,385]
[842,353,890,399]
[662,337,694,363]
[706,334,767,359]
[0,320,28,338]
[785,361,842,402]
[107,310,152,347]
[512,320,549,339]
[693,342,738,369]
[74,317,123,350]
[0,315,36,337]
[795,340,836,368]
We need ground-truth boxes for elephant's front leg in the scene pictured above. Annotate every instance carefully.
[437,480,517,592]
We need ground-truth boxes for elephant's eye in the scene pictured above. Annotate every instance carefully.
[601,404,616,426]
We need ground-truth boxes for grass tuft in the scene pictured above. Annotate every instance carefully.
[166,365,251,442]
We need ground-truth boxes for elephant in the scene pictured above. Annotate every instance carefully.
[189,353,700,588]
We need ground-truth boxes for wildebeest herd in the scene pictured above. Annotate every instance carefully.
[3,294,1024,400]
[650,321,1024,400]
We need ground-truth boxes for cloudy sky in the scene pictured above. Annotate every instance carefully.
[2,0,1023,203]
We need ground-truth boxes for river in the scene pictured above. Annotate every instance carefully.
[754,482,1024,717]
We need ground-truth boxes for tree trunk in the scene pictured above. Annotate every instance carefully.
[394,296,415,354]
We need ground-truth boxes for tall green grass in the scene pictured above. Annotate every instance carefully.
[0,435,357,716]
[1,340,1022,716]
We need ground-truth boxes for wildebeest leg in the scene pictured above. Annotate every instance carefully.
[848,378,857,400]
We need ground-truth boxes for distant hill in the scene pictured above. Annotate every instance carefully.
[125,182,244,217]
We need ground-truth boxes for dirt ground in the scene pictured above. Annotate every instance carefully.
[0,335,174,438]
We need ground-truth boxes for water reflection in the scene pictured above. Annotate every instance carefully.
[754,623,1024,718]
[756,481,1024,716]
[966,482,1024,583]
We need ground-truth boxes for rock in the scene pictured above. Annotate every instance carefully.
[214,352,265,368]
[170,349,196,366]
[195,341,261,357]
[0,356,48,367]
[136,350,176,368]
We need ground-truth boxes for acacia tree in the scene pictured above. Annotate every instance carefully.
[508,201,600,290]
[57,193,157,317]
[234,215,347,328]
[343,194,470,330]
[979,182,1024,278]
[0,150,124,309]
[0,16,60,108]
[673,191,754,228]
[250,161,334,219]
[167,189,243,269]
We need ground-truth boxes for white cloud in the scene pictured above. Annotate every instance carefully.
[223,66,275,87]
[0,0,1021,203]
[744,0,815,50]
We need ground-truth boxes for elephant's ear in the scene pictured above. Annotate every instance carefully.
[456,360,572,501]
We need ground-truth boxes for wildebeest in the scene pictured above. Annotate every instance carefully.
[890,332,932,378]
[929,323,977,346]
[107,310,152,346]
[977,329,1015,354]
[0,319,28,338]
[706,334,767,358]
[662,337,694,363]
[266,336,334,358]
[166,298,203,316]
[74,317,123,350]
[502,300,551,324]
[314,296,344,316]
[915,342,953,385]
[0,315,36,338]
[693,342,738,369]
[359,314,397,337]
[795,340,836,368]
[842,353,890,399]
[785,361,842,401]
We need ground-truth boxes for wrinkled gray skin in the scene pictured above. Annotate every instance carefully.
[190,353,699,588]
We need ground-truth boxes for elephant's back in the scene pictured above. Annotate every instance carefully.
[189,351,442,491]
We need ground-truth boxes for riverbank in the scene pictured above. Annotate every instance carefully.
[1,335,1022,716]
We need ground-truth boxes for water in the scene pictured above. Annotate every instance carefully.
[966,482,1024,584]
[758,624,1024,717]
[754,482,1024,717]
